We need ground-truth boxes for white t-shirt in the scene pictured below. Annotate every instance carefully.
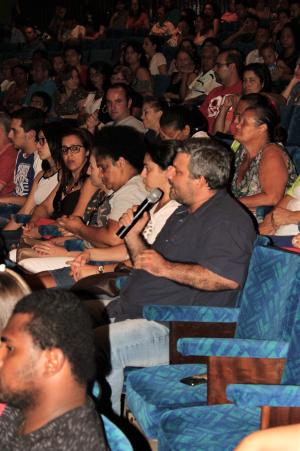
[143,200,180,244]
[276,186,300,236]
[109,175,148,221]
[104,116,145,134]
[34,172,59,205]
[149,52,167,75]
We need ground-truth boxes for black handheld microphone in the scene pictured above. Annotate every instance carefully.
[116,188,163,239]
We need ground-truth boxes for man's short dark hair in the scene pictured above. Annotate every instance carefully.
[11,107,44,132]
[94,125,146,172]
[177,137,233,189]
[13,289,96,385]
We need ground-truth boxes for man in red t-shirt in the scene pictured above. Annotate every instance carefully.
[200,49,243,134]
[0,112,17,195]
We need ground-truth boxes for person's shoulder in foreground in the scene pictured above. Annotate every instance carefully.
[0,289,107,450]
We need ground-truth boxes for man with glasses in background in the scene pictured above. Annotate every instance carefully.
[200,49,243,134]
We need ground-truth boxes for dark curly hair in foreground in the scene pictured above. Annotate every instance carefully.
[13,289,96,385]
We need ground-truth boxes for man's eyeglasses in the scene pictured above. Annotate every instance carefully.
[35,137,46,146]
[215,62,228,68]
[61,144,85,155]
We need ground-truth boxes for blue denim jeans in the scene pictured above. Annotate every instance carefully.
[95,318,169,414]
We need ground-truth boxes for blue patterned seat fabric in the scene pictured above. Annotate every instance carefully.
[157,253,300,450]
[158,405,261,451]
[126,245,300,439]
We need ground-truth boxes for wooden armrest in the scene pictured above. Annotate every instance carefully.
[261,406,300,429]
[170,321,236,364]
[207,356,285,405]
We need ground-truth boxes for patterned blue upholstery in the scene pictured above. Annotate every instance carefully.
[227,384,300,407]
[126,364,207,438]
[177,338,289,358]
[126,245,300,439]
[157,261,300,450]
[143,305,239,322]
[158,405,261,451]
[101,415,133,450]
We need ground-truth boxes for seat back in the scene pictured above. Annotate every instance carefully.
[281,296,300,384]
[235,246,300,342]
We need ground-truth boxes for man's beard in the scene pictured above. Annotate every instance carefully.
[170,185,186,205]
[0,386,38,411]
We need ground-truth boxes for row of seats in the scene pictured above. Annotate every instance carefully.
[119,240,300,449]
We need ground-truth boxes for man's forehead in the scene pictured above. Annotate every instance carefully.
[174,152,189,167]
[11,118,23,130]
[107,88,126,100]
[2,313,33,339]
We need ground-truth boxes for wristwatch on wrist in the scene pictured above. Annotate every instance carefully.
[98,265,104,274]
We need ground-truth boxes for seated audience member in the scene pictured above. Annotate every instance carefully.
[200,49,243,134]
[81,62,111,115]
[278,23,300,75]
[248,0,271,20]
[185,44,220,104]
[104,83,145,132]
[221,0,238,23]
[236,423,300,451]
[32,125,147,286]
[231,101,297,215]
[2,122,61,237]
[0,60,16,94]
[159,104,208,141]
[291,0,300,21]
[124,41,153,97]
[71,141,180,281]
[259,176,300,236]
[0,113,17,196]
[166,17,194,48]
[92,137,256,413]
[143,36,167,76]
[193,14,215,46]
[282,54,300,104]
[22,128,92,238]
[201,0,221,37]
[24,59,57,106]
[150,5,176,37]
[259,42,280,82]
[213,63,272,135]
[0,108,44,215]
[126,0,149,30]
[108,0,129,30]
[164,49,199,103]
[51,54,65,82]
[64,46,88,87]
[89,65,143,128]
[48,4,67,39]
[0,268,31,332]
[2,65,29,114]
[30,91,52,115]
[22,25,46,59]
[271,7,290,41]
[142,96,167,145]
[245,26,271,65]
[54,65,87,120]
[0,289,107,449]
[223,13,259,48]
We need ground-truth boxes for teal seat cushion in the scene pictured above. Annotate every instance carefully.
[126,364,207,438]
[158,404,261,451]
